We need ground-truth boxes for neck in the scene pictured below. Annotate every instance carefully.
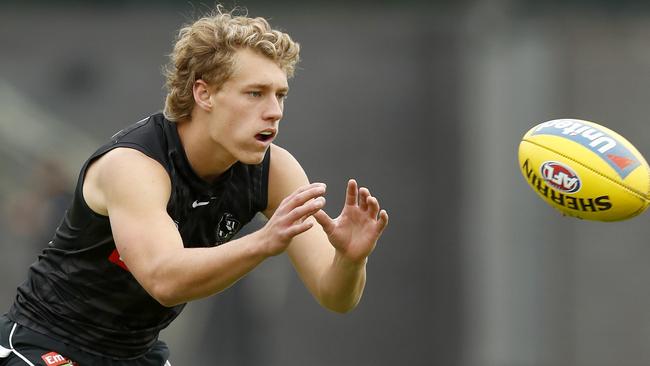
[176,119,236,181]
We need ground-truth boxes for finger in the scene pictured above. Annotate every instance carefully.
[292,186,326,207]
[286,183,326,203]
[284,219,315,238]
[294,182,326,195]
[281,184,326,212]
[286,197,326,223]
[345,179,358,206]
[376,209,389,234]
[367,195,380,218]
[313,209,335,234]
[359,187,370,211]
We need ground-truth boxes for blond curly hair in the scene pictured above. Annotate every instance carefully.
[163,6,301,122]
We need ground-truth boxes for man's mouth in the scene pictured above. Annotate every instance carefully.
[255,130,275,142]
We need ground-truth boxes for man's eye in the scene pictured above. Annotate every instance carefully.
[277,93,288,100]
[248,91,262,97]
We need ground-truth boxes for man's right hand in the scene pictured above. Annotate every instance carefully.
[257,182,326,257]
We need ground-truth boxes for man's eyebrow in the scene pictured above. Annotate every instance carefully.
[244,82,289,92]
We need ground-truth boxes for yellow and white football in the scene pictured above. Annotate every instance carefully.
[518,119,650,221]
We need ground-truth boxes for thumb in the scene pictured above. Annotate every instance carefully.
[313,209,335,235]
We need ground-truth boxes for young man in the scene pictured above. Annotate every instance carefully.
[0,7,388,365]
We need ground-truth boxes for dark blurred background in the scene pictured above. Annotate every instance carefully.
[2,0,650,365]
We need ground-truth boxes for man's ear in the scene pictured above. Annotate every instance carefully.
[193,79,212,111]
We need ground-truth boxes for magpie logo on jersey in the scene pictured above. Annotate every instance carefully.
[216,213,240,244]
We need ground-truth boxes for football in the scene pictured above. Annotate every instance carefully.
[518,119,650,221]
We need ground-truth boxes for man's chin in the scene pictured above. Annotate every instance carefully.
[238,148,268,165]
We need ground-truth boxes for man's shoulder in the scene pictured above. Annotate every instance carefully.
[88,113,173,174]
[269,144,300,169]
[97,147,170,184]
[84,146,171,215]
[109,113,166,145]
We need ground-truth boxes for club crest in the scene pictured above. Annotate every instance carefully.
[216,213,240,244]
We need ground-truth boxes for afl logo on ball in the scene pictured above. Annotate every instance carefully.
[540,161,581,193]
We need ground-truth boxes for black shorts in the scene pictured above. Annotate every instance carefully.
[0,315,171,366]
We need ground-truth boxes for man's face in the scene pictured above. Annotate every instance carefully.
[207,48,289,165]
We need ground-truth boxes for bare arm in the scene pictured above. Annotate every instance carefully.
[263,145,389,313]
[84,147,325,307]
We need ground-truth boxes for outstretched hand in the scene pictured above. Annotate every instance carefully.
[313,179,389,263]
[260,183,326,257]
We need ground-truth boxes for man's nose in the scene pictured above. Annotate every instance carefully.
[263,96,283,121]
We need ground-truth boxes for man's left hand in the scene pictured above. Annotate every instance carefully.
[313,179,389,264]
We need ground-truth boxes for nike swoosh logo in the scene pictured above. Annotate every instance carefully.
[192,200,210,208]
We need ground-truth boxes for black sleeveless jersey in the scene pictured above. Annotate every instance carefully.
[8,113,270,359]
